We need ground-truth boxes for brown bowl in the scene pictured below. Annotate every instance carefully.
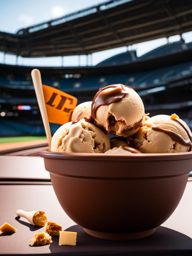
[41,151,192,240]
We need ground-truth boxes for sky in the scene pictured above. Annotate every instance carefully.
[0,0,192,67]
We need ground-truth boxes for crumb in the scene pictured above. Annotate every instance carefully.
[45,221,62,236]
[29,232,52,246]
[0,223,16,234]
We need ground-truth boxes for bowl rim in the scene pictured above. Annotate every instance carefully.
[41,150,192,178]
[41,150,192,162]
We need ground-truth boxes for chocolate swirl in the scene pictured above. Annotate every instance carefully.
[174,118,192,142]
[91,84,128,119]
[152,118,192,148]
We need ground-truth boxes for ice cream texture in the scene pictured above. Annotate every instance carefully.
[91,84,145,137]
[51,119,110,153]
[105,145,141,155]
[71,101,92,122]
[134,114,192,153]
[51,83,192,155]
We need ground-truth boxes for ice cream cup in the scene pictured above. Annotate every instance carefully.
[41,150,192,240]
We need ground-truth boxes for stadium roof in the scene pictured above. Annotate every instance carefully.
[0,0,192,57]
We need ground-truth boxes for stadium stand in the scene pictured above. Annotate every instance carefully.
[0,0,192,136]
[97,50,137,66]
[1,40,192,136]
[0,41,192,89]
[139,41,192,60]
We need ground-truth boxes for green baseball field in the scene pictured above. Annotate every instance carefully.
[0,136,46,144]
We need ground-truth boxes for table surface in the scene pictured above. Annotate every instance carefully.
[0,156,192,256]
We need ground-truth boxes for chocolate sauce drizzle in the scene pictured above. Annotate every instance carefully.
[152,118,192,148]
[174,118,192,142]
[91,84,128,119]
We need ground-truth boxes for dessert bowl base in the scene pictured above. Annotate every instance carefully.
[83,227,156,240]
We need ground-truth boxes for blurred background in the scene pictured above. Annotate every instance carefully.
[0,0,192,148]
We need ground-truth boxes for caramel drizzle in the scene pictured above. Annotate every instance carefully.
[91,84,128,119]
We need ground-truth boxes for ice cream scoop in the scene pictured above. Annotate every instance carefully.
[91,84,145,137]
[134,114,192,153]
[16,209,47,226]
[105,145,141,155]
[51,119,110,153]
[71,101,92,122]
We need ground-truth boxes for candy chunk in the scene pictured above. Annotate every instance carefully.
[0,223,16,234]
[45,221,62,236]
[171,113,180,120]
[29,232,52,246]
[59,231,77,246]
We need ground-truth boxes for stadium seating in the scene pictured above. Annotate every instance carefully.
[140,41,192,60]
[1,41,192,136]
[0,118,60,136]
[97,50,137,66]
[0,119,43,136]
[96,41,192,65]
[0,61,192,92]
